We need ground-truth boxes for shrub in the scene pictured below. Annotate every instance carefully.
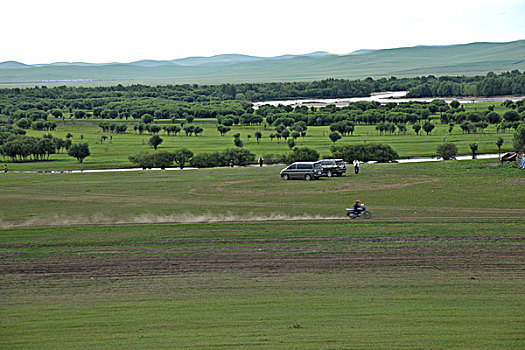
[514,124,525,152]
[436,143,458,160]
[331,143,398,162]
[129,150,174,169]
[262,153,284,165]
[287,147,319,163]
[189,148,256,168]
[172,148,194,169]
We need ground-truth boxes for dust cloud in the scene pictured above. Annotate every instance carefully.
[0,212,341,229]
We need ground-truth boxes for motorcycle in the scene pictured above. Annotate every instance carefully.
[345,206,371,219]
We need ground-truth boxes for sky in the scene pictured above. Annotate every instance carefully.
[2,0,524,64]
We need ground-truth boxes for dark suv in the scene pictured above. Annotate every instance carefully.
[280,162,323,181]
[320,159,346,177]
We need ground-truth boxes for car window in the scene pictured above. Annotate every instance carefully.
[288,164,297,170]
[336,160,345,166]
[297,164,312,170]
[313,162,322,169]
[321,161,329,165]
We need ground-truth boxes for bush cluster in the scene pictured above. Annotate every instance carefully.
[331,143,399,162]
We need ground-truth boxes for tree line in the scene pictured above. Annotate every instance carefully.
[1,71,524,121]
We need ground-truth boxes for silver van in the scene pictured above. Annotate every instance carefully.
[280,161,323,181]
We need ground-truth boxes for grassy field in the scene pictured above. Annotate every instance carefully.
[3,111,518,171]
[1,160,524,348]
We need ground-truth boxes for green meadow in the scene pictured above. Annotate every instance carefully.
[3,114,518,172]
[1,160,524,348]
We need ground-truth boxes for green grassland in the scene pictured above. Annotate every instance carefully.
[1,160,524,348]
[3,111,518,171]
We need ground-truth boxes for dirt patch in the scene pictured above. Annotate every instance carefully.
[1,234,523,279]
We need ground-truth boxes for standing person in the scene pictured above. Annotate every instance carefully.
[230,159,234,168]
[258,156,264,167]
[4,164,7,173]
[353,159,360,174]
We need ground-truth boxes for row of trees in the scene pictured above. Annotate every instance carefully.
[0,132,90,163]
[2,72,524,123]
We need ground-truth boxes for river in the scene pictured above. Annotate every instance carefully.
[252,91,525,109]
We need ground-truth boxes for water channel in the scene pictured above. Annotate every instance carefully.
[252,91,525,109]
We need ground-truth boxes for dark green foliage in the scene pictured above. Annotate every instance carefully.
[504,110,521,122]
[172,148,194,169]
[329,131,341,144]
[128,151,175,169]
[496,137,504,153]
[141,114,154,124]
[331,143,399,162]
[422,121,435,135]
[469,143,478,159]
[16,118,31,129]
[254,131,262,144]
[286,147,319,163]
[128,151,155,169]
[514,124,525,152]
[189,148,255,168]
[148,135,163,150]
[437,143,458,160]
[152,151,175,169]
[67,143,90,163]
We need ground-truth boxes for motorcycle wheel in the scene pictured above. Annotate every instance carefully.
[363,211,371,219]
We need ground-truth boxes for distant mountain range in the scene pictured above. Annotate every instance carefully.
[0,41,523,85]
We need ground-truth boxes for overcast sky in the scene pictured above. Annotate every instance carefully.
[2,0,524,64]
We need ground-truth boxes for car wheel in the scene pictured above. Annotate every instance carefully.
[305,174,312,181]
[282,174,290,180]
[326,170,333,177]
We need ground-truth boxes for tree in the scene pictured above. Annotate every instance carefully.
[152,151,174,169]
[469,142,478,159]
[514,124,525,152]
[504,110,520,122]
[287,138,295,149]
[496,137,504,154]
[217,125,231,136]
[129,151,155,169]
[233,134,243,148]
[16,118,31,129]
[422,121,435,135]
[68,143,90,164]
[194,126,204,136]
[281,128,290,141]
[436,143,458,160]
[148,135,163,150]
[141,114,154,124]
[329,131,341,144]
[254,131,262,144]
[172,148,194,169]
[412,124,421,135]
[450,100,460,109]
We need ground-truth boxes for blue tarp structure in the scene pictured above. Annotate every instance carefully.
[520,155,525,169]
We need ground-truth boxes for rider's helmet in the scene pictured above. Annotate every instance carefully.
[355,200,360,203]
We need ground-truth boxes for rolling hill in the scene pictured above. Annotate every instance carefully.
[0,41,523,85]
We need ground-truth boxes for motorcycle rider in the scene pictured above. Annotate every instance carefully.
[353,200,363,215]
